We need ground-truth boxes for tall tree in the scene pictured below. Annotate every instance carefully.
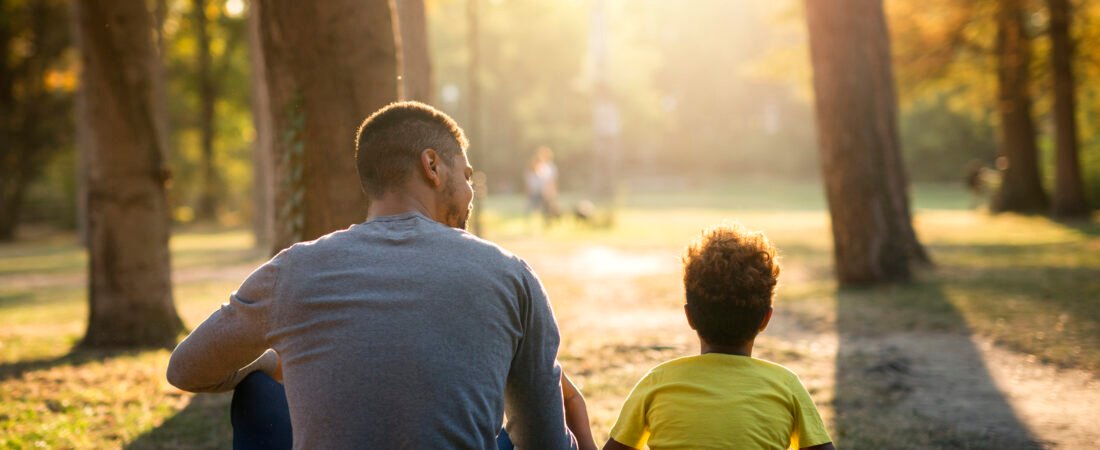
[395,0,432,103]
[249,2,274,250]
[1047,0,1090,217]
[0,0,72,241]
[257,0,401,253]
[194,0,219,221]
[991,0,1048,213]
[804,0,924,284]
[73,0,183,347]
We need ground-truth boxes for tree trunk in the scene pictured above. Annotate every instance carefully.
[249,1,274,250]
[195,0,219,221]
[991,0,1048,213]
[395,0,432,103]
[73,0,183,347]
[152,0,171,166]
[1047,0,1089,217]
[257,0,401,253]
[804,0,919,285]
[0,0,16,241]
[875,27,930,265]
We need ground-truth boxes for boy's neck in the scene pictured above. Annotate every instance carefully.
[699,339,754,357]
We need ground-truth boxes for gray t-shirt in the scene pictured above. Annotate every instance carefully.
[168,212,577,449]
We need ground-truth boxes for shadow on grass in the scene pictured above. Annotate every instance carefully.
[126,393,233,449]
[0,347,140,383]
[927,240,1099,371]
[834,282,1044,449]
[0,291,35,309]
[1054,215,1100,237]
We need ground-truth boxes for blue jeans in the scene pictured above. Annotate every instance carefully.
[230,372,515,449]
[231,372,293,450]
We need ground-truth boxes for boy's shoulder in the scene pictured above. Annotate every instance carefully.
[646,354,803,386]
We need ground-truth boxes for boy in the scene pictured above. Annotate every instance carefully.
[603,224,835,450]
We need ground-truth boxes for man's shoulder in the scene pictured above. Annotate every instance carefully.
[450,227,520,257]
[272,220,530,275]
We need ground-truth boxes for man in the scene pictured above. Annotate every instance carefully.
[167,101,579,449]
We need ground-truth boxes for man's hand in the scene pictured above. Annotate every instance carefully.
[254,349,283,383]
[271,352,283,383]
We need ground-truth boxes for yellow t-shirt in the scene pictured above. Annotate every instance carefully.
[609,354,832,450]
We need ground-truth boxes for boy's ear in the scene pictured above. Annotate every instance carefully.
[684,304,697,330]
[758,306,774,333]
[419,148,443,188]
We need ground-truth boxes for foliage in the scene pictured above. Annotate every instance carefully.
[887,0,1100,204]
[162,0,251,224]
[900,94,998,181]
[0,0,75,238]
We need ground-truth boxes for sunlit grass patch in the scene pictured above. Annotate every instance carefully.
[0,227,261,448]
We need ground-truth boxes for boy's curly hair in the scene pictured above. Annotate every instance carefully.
[683,224,780,346]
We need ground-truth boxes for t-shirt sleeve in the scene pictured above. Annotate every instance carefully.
[608,373,655,449]
[789,375,832,449]
[503,261,578,450]
[166,250,285,393]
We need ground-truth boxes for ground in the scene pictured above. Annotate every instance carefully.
[1,181,1097,449]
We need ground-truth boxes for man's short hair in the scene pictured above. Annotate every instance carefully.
[355,101,469,197]
[682,224,780,346]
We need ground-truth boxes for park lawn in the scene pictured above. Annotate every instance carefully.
[0,183,1097,449]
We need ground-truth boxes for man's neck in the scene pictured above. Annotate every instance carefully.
[699,339,754,357]
[366,190,436,221]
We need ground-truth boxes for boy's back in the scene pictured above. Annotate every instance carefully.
[609,354,829,450]
[603,224,835,450]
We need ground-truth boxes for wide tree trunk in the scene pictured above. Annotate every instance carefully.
[395,0,432,103]
[249,2,274,250]
[0,0,17,241]
[870,4,930,266]
[195,0,219,221]
[804,0,920,285]
[1047,0,1089,217]
[257,0,401,253]
[73,0,183,347]
[991,0,1048,213]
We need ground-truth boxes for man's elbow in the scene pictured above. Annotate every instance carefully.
[166,351,211,392]
[165,354,194,391]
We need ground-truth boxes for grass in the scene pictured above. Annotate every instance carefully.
[1,181,1097,448]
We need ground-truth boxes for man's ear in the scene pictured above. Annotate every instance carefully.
[419,148,443,188]
[758,306,774,333]
[684,304,697,330]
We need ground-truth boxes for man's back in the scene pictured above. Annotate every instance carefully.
[169,212,573,448]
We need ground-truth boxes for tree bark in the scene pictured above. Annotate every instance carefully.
[195,0,219,221]
[73,0,183,347]
[804,0,920,285]
[395,0,432,103]
[0,0,16,241]
[257,0,401,253]
[249,1,274,250]
[991,0,1048,213]
[1047,0,1089,217]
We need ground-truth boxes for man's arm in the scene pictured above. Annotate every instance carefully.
[167,257,281,392]
[504,262,578,449]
